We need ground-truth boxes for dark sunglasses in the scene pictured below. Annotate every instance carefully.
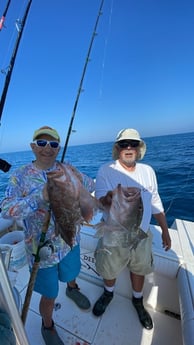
[33,140,60,149]
[117,140,140,148]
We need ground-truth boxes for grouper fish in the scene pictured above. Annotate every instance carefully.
[46,162,100,247]
[95,184,147,250]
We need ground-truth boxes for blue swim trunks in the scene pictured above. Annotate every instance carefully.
[33,244,81,298]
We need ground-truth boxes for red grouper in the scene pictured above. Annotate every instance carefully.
[95,184,147,250]
[46,162,99,248]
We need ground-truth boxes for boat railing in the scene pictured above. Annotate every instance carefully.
[0,251,30,345]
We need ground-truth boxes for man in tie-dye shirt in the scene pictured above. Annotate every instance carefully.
[1,126,95,345]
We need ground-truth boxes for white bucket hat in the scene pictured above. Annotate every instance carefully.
[112,128,146,160]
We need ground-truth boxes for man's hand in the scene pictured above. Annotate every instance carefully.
[161,231,171,251]
[153,212,171,251]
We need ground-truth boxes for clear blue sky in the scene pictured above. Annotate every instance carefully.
[0,0,194,153]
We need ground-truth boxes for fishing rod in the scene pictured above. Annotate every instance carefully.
[60,0,105,163]
[0,0,11,30]
[0,0,32,123]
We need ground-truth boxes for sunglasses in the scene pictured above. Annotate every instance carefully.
[117,140,140,148]
[33,140,60,149]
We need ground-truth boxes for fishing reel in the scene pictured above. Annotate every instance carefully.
[0,158,11,173]
[38,240,55,261]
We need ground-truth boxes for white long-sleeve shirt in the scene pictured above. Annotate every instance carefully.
[95,160,164,232]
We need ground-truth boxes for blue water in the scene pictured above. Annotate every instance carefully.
[0,132,193,227]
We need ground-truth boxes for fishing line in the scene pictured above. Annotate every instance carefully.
[98,0,114,99]
[164,165,193,215]
[61,0,105,162]
[0,0,26,66]
[0,29,15,75]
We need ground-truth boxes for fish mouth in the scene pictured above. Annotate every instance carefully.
[117,185,141,200]
[124,189,140,199]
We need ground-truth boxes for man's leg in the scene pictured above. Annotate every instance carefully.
[66,279,91,310]
[39,296,55,328]
[92,278,116,316]
[130,272,153,330]
[59,245,91,310]
[34,267,64,345]
[92,238,126,317]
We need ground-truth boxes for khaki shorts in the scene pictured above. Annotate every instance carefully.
[94,230,154,279]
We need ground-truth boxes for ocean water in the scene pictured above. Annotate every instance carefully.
[0,132,193,227]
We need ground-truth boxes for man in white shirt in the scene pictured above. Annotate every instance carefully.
[92,128,171,330]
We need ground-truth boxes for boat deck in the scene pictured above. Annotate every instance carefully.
[16,265,182,345]
[2,216,194,345]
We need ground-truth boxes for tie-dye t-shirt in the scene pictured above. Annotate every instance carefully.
[1,161,95,268]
